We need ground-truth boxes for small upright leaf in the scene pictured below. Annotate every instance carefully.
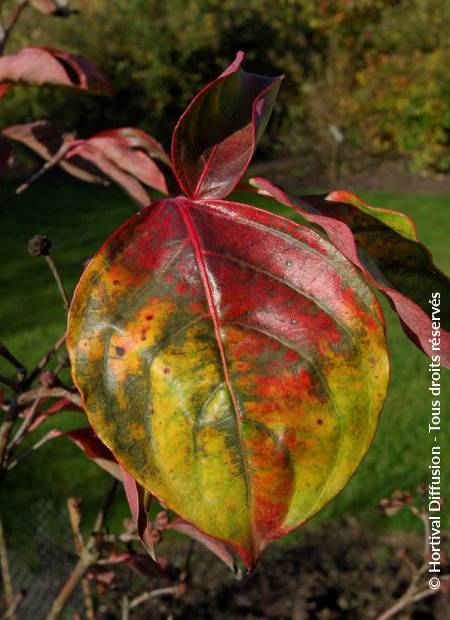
[249,179,450,366]
[68,196,389,569]
[0,47,112,95]
[171,52,282,200]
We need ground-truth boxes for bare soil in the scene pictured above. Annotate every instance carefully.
[112,517,449,620]
[249,158,450,196]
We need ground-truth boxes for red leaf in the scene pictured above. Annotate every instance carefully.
[66,142,151,207]
[67,427,115,459]
[28,397,82,432]
[171,52,282,200]
[94,128,171,167]
[249,178,450,367]
[168,518,236,572]
[3,122,165,203]
[126,552,164,576]
[0,47,112,95]
[0,84,11,99]
[41,397,81,415]
[65,427,123,480]
[121,466,156,560]
[100,551,165,576]
[3,122,105,183]
[84,128,171,194]
[4,122,165,205]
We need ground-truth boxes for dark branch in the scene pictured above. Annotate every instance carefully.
[0,343,26,382]
[0,1,29,54]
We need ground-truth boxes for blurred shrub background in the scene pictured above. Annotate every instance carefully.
[2,0,450,180]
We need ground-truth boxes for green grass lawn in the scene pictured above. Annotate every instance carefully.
[1,176,449,538]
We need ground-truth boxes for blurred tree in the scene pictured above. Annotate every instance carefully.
[1,0,449,176]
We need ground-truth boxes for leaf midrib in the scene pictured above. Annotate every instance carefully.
[176,199,255,556]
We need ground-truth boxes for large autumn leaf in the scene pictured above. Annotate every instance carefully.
[171,51,282,200]
[247,179,450,367]
[67,197,389,569]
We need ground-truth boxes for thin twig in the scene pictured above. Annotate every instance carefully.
[18,386,81,408]
[26,333,66,386]
[45,480,119,620]
[6,429,59,470]
[162,538,194,619]
[418,508,431,568]
[0,142,71,209]
[377,585,430,620]
[0,337,71,477]
[92,478,119,536]
[0,7,5,44]
[8,397,41,451]
[0,376,18,391]
[1,592,23,620]
[0,404,20,471]
[181,538,195,584]
[0,387,81,470]
[67,499,95,620]
[46,553,96,620]
[411,575,450,604]
[0,514,16,620]
[1,593,23,620]
[67,498,84,552]
[45,254,70,312]
[121,595,129,620]
[129,586,184,610]
[53,358,67,379]
[376,502,446,620]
